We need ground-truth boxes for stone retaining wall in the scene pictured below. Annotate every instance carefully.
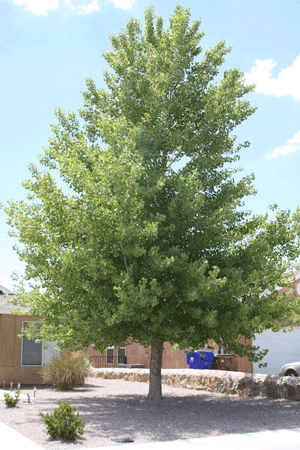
[91,368,300,400]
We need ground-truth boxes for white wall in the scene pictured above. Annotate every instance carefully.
[42,341,60,365]
[253,326,300,375]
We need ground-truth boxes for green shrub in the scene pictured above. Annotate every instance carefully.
[40,401,85,441]
[4,390,20,407]
[42,350,91,390]
[211,358,218,370]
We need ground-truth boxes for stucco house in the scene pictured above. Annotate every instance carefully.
[2,271,300,383]
[0,285,58,385]
[88,273,300,376]
[1,281,251,380]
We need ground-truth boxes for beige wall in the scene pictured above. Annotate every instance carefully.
[0,315,16,367]
[0,314,44,385]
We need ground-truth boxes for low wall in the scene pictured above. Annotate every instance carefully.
[91,368,300,400]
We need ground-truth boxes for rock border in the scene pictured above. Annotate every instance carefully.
[91,368,300,400]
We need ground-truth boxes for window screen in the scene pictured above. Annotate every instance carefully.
[22,322,42,366]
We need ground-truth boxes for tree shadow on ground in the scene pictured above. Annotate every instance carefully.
[35,390,300,445]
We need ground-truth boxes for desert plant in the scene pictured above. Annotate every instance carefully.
[4,390,20,407]
[42,350,91,390]
[40,401,85,441]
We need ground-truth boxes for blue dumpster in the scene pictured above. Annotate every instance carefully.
[187,350,214,369]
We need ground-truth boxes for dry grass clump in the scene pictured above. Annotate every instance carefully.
[42,350,91,390]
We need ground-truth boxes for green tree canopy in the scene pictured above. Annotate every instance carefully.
[3,5,300,399]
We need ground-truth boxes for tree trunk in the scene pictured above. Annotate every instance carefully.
[147,340,163,400]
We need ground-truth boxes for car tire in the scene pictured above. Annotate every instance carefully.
[284,369,298,377]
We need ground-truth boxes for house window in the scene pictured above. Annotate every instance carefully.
[106,346,114,365]
[214,346,226,355]
[21,321,59,366]
[22,321,42,366]
[106,345,126,365]
[117,345,126,364]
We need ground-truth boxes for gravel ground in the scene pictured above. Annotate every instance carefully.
[0,377,300,449]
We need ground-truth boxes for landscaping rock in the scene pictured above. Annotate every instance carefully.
[90,367,300,400]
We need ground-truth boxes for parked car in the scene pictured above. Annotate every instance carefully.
[279,362,300,377]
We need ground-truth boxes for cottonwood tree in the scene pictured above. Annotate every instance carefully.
[4,6,300,399]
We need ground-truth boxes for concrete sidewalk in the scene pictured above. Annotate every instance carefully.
[1,422,44,450]
[87,428,300,450]
[1,422,300,450]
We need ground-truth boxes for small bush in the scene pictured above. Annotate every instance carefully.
[42,350,91,390]
[40,401,85,441]
[211,359,218,370]
[4,390,20,407]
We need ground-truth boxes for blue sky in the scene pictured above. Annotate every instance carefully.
[1,0,300,290]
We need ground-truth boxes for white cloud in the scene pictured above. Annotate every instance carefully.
[12,0,133,15]
[13,0,100,15]
[268,131,300,158]
[244,55,300,101]
[13,0,59,15]
[109,0,135,9]
[69,0,100,15]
